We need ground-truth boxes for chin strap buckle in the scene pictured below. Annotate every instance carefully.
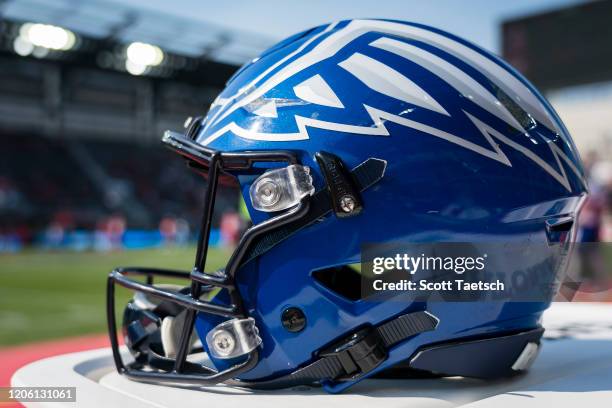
[320,327,387,380]
[237,310,438,390]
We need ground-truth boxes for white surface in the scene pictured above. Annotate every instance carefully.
[12,303,612,408]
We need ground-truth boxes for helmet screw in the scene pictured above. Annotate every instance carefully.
[281,307,306,332]
[339,195,356,213]
[211,329,236,357]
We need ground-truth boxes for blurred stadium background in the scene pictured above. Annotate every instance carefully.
[0,0,611,349]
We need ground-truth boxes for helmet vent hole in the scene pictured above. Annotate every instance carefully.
[312,264,364,301]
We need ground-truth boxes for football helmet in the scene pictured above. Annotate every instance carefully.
[107,19,587,393]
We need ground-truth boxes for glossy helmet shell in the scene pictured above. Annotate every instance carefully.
[192,19,587,392]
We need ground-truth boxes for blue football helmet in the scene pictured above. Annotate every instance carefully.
[107,19,587,393]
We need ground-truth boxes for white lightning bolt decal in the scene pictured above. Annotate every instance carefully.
[204,19,562,136]
[200,21,584,192]
[202,105,581,192]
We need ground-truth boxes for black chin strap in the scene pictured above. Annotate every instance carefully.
[243,157,387,265]
[231,310,438,389]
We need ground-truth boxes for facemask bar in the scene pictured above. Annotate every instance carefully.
[107,129,311,385]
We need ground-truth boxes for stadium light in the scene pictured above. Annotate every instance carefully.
[17,23,76,52]
[13,36,33,56]
[125,60,147,76]
[125,42,164,76]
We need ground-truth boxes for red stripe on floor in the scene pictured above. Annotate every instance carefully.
[0,334,111,408]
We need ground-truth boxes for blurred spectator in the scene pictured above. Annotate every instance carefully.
[159,216,192,246]
[0,177,23,212]
[44,221,66,249]
[576,151,611,283]
[578,187,604,243]
[590,160,612,242]
[0,232,22,252]
[175,218,191,245]
[578,152,611,243]
[159,216,178,245]
[94,215,126,251]
[220,211,241,247]
[107,215,127,250]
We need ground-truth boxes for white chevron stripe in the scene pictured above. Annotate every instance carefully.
[205,19,558,135]
[369,37,526,133]
[338,53,449,115]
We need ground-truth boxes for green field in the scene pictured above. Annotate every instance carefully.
[0,247,229,346]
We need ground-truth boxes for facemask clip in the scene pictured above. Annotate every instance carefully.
[206,317,263,359]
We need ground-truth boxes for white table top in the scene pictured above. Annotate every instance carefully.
[12,303,612,408]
